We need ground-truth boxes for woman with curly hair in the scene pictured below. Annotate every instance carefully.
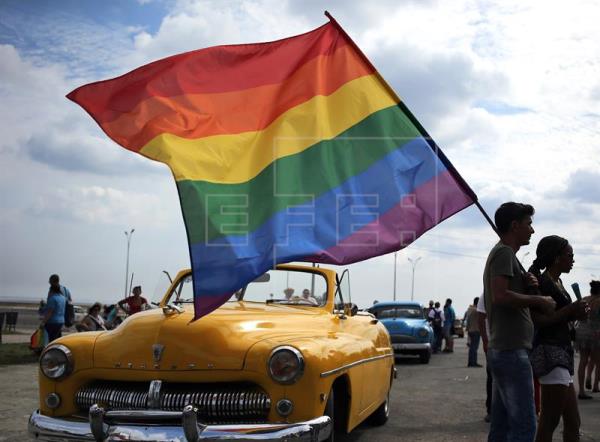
[576,280,600,398]
[528,235,589,442]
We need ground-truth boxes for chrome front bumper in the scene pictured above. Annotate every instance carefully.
[392,343,431,351]
[29,405,332,441]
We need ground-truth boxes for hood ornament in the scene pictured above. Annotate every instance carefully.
[152,344,165,364]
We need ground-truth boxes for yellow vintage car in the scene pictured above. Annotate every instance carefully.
[29,264,394,441]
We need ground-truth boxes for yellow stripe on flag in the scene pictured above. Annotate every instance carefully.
[139,74,397,184]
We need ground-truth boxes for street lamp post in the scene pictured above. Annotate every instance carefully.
[393,252,398,301]
[124,229,135,298]
[408,257,422,301]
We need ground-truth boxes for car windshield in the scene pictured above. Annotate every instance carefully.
[372,306,424,319]
[151,272,175,306]
[166,269,328,307]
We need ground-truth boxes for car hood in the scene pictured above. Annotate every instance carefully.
[93,302,328,370]
[380,317,429,334]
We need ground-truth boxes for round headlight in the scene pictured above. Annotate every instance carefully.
[418,329,429,338]
[40,345,73,379]
[268,346,304,385]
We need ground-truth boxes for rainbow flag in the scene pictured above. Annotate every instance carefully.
[68,19,475,319]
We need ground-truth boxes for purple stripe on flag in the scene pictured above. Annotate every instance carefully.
[193,292,233,319]
[309,170,473,263]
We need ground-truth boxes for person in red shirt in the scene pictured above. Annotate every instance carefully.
[118,286,148,315]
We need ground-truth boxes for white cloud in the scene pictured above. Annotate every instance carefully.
[26,185,169,227]
[563,169,600,204]
[0,44,68,154]
[123,0,312,70]
[0,7,136,79]
[0,44,164,176]
[1,0,600,314]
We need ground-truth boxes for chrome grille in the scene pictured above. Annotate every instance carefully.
[391,334,416,344]
[76,381,271,422]
[76,383,148,410]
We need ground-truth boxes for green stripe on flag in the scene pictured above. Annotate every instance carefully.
[178,105,422,243]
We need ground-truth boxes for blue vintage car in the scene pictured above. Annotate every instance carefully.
[367,301,433,364]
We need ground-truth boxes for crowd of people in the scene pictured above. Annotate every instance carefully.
[424,298,456,354]
[417,202,600,441]
[480,202,600,442]
[36,202,600,442]
[38,277,150,344]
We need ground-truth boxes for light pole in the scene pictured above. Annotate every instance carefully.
[408,257,422,301]
[393,252,398,301]
[124,229,135,298]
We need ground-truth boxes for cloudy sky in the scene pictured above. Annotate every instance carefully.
[1,0,599,315]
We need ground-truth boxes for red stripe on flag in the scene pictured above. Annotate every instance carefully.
[67,23,347,126]
[98,44,373,151]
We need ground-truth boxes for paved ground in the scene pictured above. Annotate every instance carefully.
[0,361,39,441]
[0,339,598,441]
[347,340,600,441]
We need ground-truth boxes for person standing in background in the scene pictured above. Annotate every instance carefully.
[428,301,444,353]
[424,300,434,318]
[576,280,600,398]
[118,286,148,315]
[443,298,456,353]
[41,274,67,342]
[48,273,72,302]
[466,297,482,367]
[483,202,555,442]
[527,235,589,442]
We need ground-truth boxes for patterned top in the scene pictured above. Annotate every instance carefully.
[529,272,575,377]
[534,272,573,347]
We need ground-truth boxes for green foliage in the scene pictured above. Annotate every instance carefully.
[0,343,39,365]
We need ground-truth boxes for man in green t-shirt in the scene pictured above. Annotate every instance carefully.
[483,202,555,442]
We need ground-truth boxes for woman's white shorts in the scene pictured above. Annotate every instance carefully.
[538,366,573,387]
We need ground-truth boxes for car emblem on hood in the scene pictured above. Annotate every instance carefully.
[152,344,165,364]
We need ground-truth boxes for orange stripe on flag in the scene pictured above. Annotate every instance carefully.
[99,44,373,152]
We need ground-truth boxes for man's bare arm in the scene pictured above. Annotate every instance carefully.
[491,275,555,313]
[478,311,488,353]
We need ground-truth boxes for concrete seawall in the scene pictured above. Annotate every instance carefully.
[0,305,43,331]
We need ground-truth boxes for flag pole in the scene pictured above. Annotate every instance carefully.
[324,11,498,236]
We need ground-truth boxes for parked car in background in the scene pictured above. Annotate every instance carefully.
[453,319,465,338]
[72,305,86,324]
[30,264,394,441]
[367,301,433,364]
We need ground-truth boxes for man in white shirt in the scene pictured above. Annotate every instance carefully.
[477,295,491,422]
[428,301,445,353]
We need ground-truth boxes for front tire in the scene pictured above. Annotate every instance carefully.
[419,350,431,364]
[324,389,335,442]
